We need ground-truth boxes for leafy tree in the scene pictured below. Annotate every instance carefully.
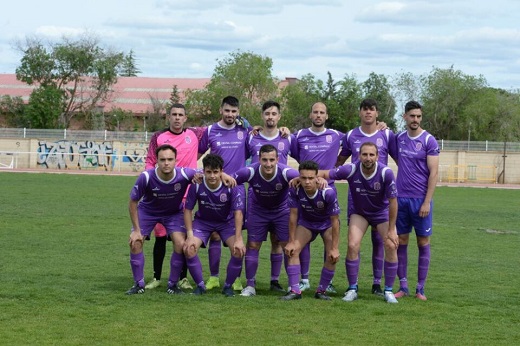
[169,84,181,106]
[279,74,321,131]
[185,50,278,126]
[15,34,125,128]
[0,95,28,127]
[24,85,66,128]
[119,50,141,77]
[362,72,397,129]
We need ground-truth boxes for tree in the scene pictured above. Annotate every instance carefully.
[24,85,66,128]
[362,72,397,130]
[185,50,278,126]
[119,50,141,77]
[169,84,181,107]
[15,34,125,128]
[0,95,27,127]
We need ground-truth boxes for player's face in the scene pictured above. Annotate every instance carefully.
[169,108,187,132]
[360,145,378,171]
[262,106,281,129]
[359,106,378,126]
[203,166,222,186]
[404,108,423,131]
[299,169,318,194]
[259,151,279,176]
[220,104,239,125]
[157,149,176,175]
[309,103,328,128]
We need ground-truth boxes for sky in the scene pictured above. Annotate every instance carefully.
[1,0,520,90]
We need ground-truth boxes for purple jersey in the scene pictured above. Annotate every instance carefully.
[290,128,343,169]
[130,167,197,216]
[339,127,397,164]
[246,132,292,165]
[184,180,244,222]
[329,162,397,221]
[396,130,440,198]
[288,186,341,230]
[198,123,250,174]
[234,163,299,210]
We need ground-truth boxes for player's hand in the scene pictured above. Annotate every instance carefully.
[284,242,297,258]
[328,248,340,264]
[183,236,197,254]
[376,121,388,130]
[221,173,237,187]
[251,125,262,135]
[128,230,143,247]
[316,177,329,189]
[233,240,246,258]
[279,127,291,138]
[288,177,301,188]
[385,230,399,250]
[192,173,203,184]
[419,202,431,218]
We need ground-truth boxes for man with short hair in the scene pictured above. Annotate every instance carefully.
[322,142,399,303]
[394,101,440,301]
[335,98,397,296]
[126,144,197,295]
[183,154,246,297]
[234,144,300,296]
[281,160,341,301]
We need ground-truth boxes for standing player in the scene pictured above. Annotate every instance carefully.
[335,99,397,296]
[234,144,300,296]
[183,154,246,297]
[322,142,399,303]
[126,144,197,295]
[246,101,292,292]
[143,103,201,290]
[198,95,252,291]
[282,161,341,301]
[394,101,440,301]
[290,102,343,293]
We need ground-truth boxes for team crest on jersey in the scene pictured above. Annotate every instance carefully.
[185,136,191,144]
[376,138,383,147]
[275,183,283,191]
[237,131,244,140]
[317,201,324,208]
[220,193,228,202]
[278,142,285,151]
[326,135,332,143]
[374,182,381,191]
[415,142,423,151]
[174,183,181,191]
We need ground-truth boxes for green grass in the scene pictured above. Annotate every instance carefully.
[1,172,519,345]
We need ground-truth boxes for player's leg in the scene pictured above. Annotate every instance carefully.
[370,228,384,296]
[376,221,398,303]
[395,197,412,298]
[343,214,368,302]
[242,240,262,297]
[281,225,312,300]
[206,231,222,290]
[298,243,311,291]
[127,218,154,294]
[145,223,166,289]
[269,230,284,290]
[222,233,244,298]
[413,198,434,301]
[184,235,206,295]
[166,218,187,295]
[270,212,290,293]
[314,227,337,300]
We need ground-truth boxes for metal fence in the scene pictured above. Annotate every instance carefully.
[1,128,519,151]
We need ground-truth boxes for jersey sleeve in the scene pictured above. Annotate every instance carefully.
[339,131,352,158]
[387,130,398,163]
[383,168,398,199]
[288,188,299,209]
[233,166,255,185]
[145,131,161,169]
[184,184,198,210]
[325,188,341,216]
[230,186,245,211]
[289,133,300,162]
[130,172,148,201]
[198,127,210,155]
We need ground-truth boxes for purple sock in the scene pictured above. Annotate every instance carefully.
[384,261,398,291]
[300,243,311,280]
[245,248,259,287]
[130,252,145,286]
[270,253,283,281]
[397,244,409,289]
[371,230,384,285]
[224,256,243,288]
[417,244,431,291]
[208,239,222,277]
[345,257,360,288]
[317,267,335,292]
[186,255,205,288]
[287,264,301,294]
[168,251,184,287]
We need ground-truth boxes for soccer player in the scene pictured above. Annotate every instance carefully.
[198,95,252,291]
[126,144,197,295]
[394,101,440,301]
[322,142,399,303]
[234,144,299,296]
[281,160,341,301]
[335,98,397,296]
[143,103,201,290]
[245,101,292,292]
[290,102,344,293]
[183,154,246,297]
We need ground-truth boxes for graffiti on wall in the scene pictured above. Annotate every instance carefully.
[37,140,148,171]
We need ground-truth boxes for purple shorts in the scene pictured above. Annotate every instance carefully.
[136,212,185,237]
[246,207,289,242]
[192,218,237,247]
[397,197,433,237]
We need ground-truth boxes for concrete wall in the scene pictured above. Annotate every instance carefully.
[1,138,519,184]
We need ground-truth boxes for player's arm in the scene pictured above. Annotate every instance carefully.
[386,197,399,249]
[420,155,439,218]
[233,209,246,258]
[329,214,340,264]
[144,134,159,169]
[335,155,347,167]
[317,169,331,180]
[128,199,143,246]
[284,208,299,258]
